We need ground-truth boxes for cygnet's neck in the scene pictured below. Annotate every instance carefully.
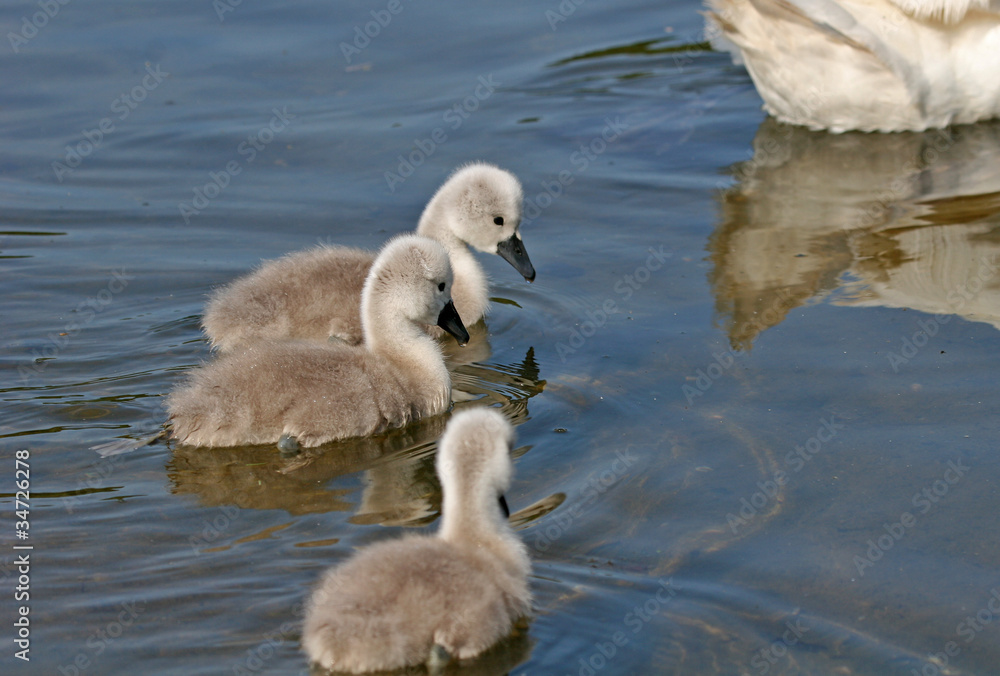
[362,293,450,400]
[417,205,489,323]
[439,486,519,562]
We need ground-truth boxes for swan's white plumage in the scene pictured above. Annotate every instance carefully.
[202,162,532,350]
[706,0,1000,132]
[167,235,463,448]
[302,409,531,673]
[889,0,991,23]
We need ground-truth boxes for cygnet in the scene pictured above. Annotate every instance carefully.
[167,235,470,448]
[202,162,535,350]
[302,407,531,672]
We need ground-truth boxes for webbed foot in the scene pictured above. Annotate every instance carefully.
[277,434,301,455]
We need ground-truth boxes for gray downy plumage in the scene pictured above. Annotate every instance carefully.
[202,162,535,351]
[301,408,531,673]
[167,235,469,448]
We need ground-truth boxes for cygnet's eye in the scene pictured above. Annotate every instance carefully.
[438,282,445,292]
[493,216,504,226]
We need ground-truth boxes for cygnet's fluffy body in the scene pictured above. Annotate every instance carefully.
[202,162,534,351]
[705,0,1000,132]
[302,409,531,673]
[167,236,469,448]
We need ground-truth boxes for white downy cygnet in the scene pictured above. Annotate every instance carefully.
[202,162,535,351]
[705,0,1000,132]
[167,235,470,448]
[302,408,531,673]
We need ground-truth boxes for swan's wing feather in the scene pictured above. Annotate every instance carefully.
[756,0,932,107]
[887,0,996,23]
[705,0,1000,130]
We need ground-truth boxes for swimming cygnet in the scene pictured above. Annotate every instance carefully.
[202,162,535,351]
[301,408,531,673]
[167,235,470,448]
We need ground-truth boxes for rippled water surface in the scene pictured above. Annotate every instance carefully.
[3,1,1000,674]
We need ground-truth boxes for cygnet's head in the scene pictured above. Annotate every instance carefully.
[362,235,470,344]
[424,162,536,282]
[437,408,516,538]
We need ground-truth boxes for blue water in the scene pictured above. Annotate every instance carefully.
[3,0,1000,674]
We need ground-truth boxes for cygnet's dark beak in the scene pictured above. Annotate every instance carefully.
[496,233,536,283]
[498,494,510,519]
[436,300,470,346]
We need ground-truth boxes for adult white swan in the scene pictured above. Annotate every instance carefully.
[705,0,1000,131]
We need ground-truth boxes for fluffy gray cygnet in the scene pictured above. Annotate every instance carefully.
[202,162,535,351]
[301,408,531,673]
[167,235,469,448]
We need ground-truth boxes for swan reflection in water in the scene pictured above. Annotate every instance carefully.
[708,118,1000,350]
[168,328,548,527]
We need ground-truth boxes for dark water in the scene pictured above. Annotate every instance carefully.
[3,1,1000,674]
